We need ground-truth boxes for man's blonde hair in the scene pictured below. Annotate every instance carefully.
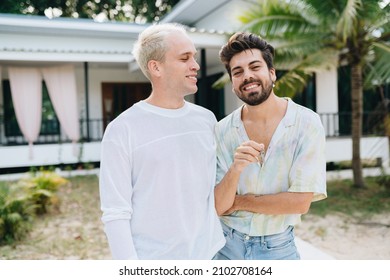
[132,23,187,80]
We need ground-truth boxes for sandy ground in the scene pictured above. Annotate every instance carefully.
[295,213,390,260]
[1,171,389,260]
[2,211,389,260]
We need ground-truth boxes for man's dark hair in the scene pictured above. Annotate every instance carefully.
[219,32,275,79]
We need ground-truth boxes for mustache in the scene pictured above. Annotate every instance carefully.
[239,78,262,91]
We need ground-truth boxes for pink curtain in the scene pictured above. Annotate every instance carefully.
[41,65,80,156]
[8,67,42,159]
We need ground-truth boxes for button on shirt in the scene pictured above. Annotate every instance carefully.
[215,98,327,236]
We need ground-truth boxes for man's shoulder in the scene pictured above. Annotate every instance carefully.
[104,103,142,132]
[187,101,211,113]
[288,100,324,135]
[186,102,217,121]
[289,99,321,121]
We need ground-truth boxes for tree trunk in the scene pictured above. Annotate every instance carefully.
[351,64,365,188]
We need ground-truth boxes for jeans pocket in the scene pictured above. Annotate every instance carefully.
[265,228,294,250]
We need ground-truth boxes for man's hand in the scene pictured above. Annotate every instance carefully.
[232,140,264,172]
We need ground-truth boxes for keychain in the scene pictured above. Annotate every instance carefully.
[258,144,265,168]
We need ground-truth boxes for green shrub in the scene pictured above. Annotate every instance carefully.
[375,174,390,195]
[0,183,34,245]
[24,171,69,215]
[0,171,68,245]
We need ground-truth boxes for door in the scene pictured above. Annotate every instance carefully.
[102,82,151,129]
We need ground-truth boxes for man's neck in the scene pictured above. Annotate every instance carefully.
[242,94,286,123]
[145,91,185,109]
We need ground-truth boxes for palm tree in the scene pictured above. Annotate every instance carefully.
[238,0,390,188]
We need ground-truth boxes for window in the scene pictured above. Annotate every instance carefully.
[338,66,390,136]
[276,70,317,111]
[2,80,59,137]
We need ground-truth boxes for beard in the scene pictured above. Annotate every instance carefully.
[236,78,273,106]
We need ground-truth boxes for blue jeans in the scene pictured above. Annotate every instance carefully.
[213,222,300,260]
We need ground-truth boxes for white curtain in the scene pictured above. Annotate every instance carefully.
[0,66,2,93]
[41,65,80,156]
[8,67,42,159]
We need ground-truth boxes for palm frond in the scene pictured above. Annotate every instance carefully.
[239,0,319,39]
[271,35,334,68]
[298,48,340,72]
[231,0,388,101]
[296,0,343,17]
[274,70,312,98]
[212,72,230,90]
[336,0,362,42]
[364,42,390,88]
[274,47,339,97]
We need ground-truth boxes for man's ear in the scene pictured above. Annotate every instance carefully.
[148,60,161,77]
[270,67,276,83]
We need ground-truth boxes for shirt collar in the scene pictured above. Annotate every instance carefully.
[231,97,298,128]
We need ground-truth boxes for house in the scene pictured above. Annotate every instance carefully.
[0,0,388,172]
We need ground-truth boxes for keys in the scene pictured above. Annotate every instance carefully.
[258,145,266,168]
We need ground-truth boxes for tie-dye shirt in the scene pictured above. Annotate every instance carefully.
[215,98,327,236]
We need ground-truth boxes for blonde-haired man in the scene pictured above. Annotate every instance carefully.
[99,23,225,259]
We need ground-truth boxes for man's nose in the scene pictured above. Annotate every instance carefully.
[242,69,253,81]
[191,58,200,71]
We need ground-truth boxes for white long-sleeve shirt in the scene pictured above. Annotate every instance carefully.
[99,100,225,259]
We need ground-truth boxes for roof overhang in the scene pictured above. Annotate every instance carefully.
[0,13,227,65]
[161,0,231,26]
[0,13,147,39]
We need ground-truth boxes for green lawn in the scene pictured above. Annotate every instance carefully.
[309,176,390,217]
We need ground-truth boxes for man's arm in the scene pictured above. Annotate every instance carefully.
[224,192,314,216]
[104,220,138,259]
[99,127,138,259]
[215,140,263,216]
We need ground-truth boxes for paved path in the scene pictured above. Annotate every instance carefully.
[295,237,335,260]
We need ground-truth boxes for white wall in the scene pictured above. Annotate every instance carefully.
[75,65,149,121]
[0,142,100,169]
[326,136,389,167]
[1,136,387,169]
[316,69,338,114]
[224,82,242,115]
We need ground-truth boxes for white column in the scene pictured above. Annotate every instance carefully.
[224,82,242,115]
[316,69,339,136]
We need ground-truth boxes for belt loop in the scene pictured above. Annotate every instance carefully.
[222,222,234,239]
[229,226,234,239]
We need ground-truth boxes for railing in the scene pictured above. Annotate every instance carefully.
[0,112,388,146]
[0,117,111,146]
[320,111,388,137]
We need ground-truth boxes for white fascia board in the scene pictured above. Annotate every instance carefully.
[128,58,140,72]
[160,0,197,23]
[0,13,147,39]
[0,33,133,61]
[0,50,131,63]
[188,31,228,48]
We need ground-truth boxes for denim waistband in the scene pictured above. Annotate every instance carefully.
[221,222,294,243]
